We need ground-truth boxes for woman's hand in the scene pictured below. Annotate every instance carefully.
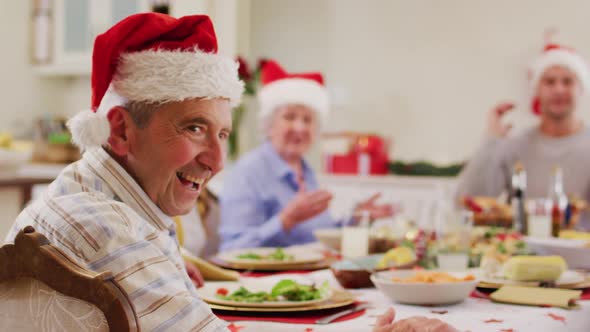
[280,188,333,231]
[373,308,458,332]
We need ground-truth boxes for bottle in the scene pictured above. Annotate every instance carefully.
[548,166,568,237]
[510,162,528,235]
[31,0,53,64]
[341,211,370,258]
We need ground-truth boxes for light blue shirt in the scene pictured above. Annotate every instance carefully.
[219,142,345,250]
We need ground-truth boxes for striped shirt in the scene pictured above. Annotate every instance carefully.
[4,148,228,332]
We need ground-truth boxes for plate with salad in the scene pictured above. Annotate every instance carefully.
[217,247,324,266]
[198,279,332,308]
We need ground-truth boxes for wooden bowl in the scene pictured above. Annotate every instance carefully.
[330,255,415,289]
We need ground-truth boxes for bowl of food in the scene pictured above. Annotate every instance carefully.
[331,248,416,289]
[0,135,33,170]
[462,196,513,227]
[371,270,478,305]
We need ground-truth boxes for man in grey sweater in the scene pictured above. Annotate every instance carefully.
[457,43,590,230]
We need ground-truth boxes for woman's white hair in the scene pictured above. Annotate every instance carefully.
[258,103,324,141]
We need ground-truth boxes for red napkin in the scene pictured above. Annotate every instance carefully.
[214,302,366,324]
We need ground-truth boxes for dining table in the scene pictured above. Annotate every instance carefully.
[207,245,590,332]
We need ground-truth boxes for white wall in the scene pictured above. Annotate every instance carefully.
[6,0,590,160]
[0,0,70,235]
[247,0,590,163]
[0,0,68,136]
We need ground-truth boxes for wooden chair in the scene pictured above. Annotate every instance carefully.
[197,187,221,257]
[0,226,139,332]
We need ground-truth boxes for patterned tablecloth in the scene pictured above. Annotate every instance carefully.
[211,269,590,332]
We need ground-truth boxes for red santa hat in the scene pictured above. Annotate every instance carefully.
[67,13,243,149]
[529,43,589,115]
[257,60,330,120]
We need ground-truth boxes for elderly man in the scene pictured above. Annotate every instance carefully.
[457,43,590,230]
[5,13,242,330]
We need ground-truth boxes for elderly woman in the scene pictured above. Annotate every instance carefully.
[219,60,393,250]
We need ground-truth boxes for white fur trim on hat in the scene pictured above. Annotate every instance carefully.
[530,49,590,92]
[257,78,330,120]
[114,48,243,107]
[67,85,127,151]
[67,109,111,150]
[68,48,244,150]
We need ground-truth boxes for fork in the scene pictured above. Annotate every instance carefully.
[315,303,372,324]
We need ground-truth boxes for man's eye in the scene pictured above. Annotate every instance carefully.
[219,132,229,140]
[188,126,203,133]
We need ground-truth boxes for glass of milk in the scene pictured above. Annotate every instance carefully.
[341,211,370,259]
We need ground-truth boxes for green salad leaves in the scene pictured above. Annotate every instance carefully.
[236,248,294,261]
[216,279,330,303]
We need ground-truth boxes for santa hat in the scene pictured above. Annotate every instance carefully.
[257,60,329,120]
[67,13,243,150]
[529,43,589,115]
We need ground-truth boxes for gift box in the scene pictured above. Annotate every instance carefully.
[323,133,390,175]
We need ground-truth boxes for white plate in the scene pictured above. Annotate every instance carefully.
[525,236,590,270]
[218,247,324,266]
[478,269,585,286]
[197,280,331,308]
[370,270,478,305]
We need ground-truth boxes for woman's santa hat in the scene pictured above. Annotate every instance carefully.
[257,60,330,120]
[67,13,243,150]
[529,42,589,115]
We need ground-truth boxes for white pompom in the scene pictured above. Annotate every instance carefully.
[67,110,110,150]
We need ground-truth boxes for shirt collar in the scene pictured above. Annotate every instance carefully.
[261,141,314,182]
[83,148,176,232]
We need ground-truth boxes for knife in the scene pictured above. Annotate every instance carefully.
[315,303,371,325]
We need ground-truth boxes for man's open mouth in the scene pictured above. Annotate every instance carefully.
[176,172,204,191]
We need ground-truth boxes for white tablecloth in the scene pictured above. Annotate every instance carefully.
[210,269,590,332]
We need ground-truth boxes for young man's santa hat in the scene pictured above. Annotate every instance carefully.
[529,43,590,115]
[257,60,330,120]
[68,13,243,150]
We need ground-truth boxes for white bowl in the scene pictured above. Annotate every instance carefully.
[370,270,478,305]
[0,148,32,170]
[313,228,342,250]
[525,236,590,270]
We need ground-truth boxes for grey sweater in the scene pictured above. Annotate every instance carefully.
[456,127,590,230]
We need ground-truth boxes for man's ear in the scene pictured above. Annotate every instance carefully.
[106,106,133,157]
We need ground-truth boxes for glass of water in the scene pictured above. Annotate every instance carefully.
[435,204,473,271]
[526,198,552,238]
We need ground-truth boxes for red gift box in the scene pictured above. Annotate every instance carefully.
[323,133,389,175]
